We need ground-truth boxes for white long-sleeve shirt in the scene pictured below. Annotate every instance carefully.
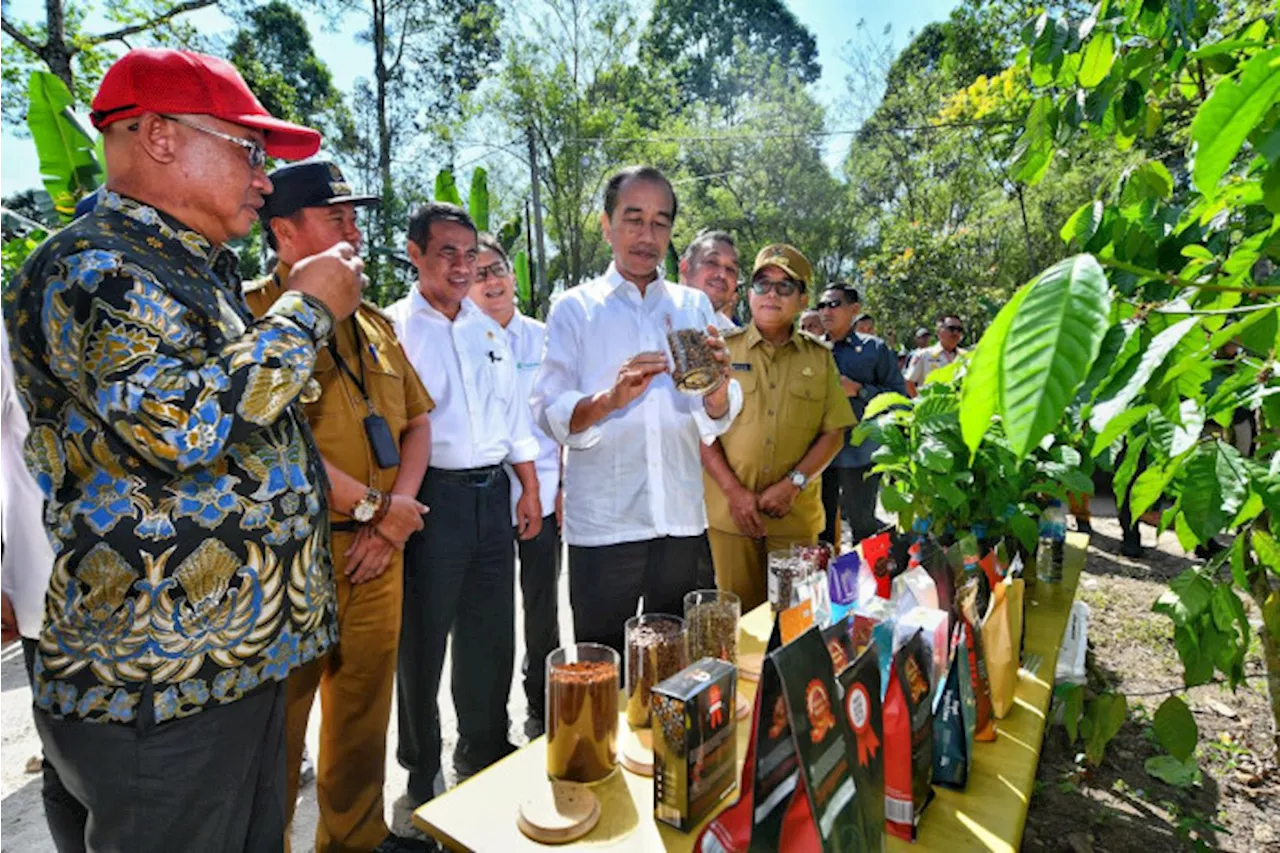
[532,264,742,547]
[505,310,560,524]
[386,289,539,470]
[1,324,55,639]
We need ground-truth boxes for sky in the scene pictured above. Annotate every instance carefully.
[0,0,960,198]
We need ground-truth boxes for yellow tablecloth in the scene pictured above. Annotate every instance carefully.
[414,533,1085,851]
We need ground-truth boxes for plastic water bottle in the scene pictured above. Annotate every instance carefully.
[1037,501,1066,584]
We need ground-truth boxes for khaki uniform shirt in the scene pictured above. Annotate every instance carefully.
[706,324,857,539]
[245,264,434,518]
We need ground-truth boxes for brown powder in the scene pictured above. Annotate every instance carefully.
[547,660,618,782]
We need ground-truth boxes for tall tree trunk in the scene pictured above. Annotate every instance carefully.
[1247,547,1280,758]
[373,0,392,301]
[43,0,75,94]
[1016,183,1036,280]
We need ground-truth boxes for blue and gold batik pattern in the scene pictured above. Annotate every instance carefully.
[3,190,339,725]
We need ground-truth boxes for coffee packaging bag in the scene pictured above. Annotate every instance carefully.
[883,632,934,841]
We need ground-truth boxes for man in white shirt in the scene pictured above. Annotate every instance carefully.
[532,165,742,655]
[904,313,966,396]
[0,324,54,670]
[467,232,562,739]
[385,203,542,806]
[679,229,740,331]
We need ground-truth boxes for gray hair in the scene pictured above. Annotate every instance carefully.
[680,229,737,266]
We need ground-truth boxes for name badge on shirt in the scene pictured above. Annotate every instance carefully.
[731,362,752,372]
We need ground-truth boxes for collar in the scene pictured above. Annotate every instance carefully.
[745,322,802,350]
[97,189,238,274]
[410,286,482,323]
[603,261,667,302]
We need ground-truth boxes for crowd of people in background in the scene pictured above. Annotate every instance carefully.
[0,47,1116,853]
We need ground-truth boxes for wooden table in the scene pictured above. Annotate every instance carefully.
[414,533,1086,851]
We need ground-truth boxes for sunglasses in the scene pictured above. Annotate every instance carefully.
[942,324,964,333]
[160,114,268,170]
[751,278,803,297]
[816,299,845,310]
[474,260,509,282]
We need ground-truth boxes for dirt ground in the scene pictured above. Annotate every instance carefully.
[1023,506,1279,853]
[4,499,1277,851]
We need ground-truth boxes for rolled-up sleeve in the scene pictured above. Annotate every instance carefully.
[532,298,602,450]
[692,377,743,444]
[505,363,540,464]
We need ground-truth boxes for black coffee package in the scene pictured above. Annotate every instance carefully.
[932,624,976,789]
[772,627,864,852]
[883,631,934,841]
[836,642,885,853]
[653,658,738,831]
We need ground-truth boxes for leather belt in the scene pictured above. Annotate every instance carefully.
[430,465,505,487]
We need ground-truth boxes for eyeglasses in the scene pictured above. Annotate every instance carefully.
[942,324,965,333]
[161,114,267,170]
[475,260,509,282]
[816,299,845,310]
[750,278,803,297]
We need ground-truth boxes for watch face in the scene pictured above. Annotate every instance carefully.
[353,500,374,522]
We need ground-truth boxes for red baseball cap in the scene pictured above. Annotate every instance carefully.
[90,48,321,160]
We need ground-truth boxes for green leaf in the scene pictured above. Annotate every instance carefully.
[1144,755,1202,788]
[1091,404,1153,456]
[1113,433,1147,504]
[1061,200,1104,246]
[1012,96,1057,185]
[435,169,463,206]
[1000,255,1112,458]
[1169,400,1205,458]
[1191,47,1280,196]
[513,250,531,313]
[468,166,490,233]
[1120,161,1174,204]
[1079,33,1116,88]
[1252,529,1280,575]
[1061,683,1084,743]
[1182,440,1248,542]
[1082,693,1127,765]
[863,392,912,421]
[1154,569,1213,627]
[960,281,1030,456]
[1263,592,1280,640]
[27,71,103,221]
[1010,512,1039,552]
[1129,460,1177,521]
[919,436,955,473]
[1152,696,1198,762]
[1091,317,1200,435]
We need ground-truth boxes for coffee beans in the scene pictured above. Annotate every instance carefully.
[685,593,740,666]
[667,328,721,394]
[625,615,687,728]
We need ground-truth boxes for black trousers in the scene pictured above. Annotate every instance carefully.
[820,471,840,547]
[34,678,287,853]
[519,513,561,723]
[397,467,515,805]
[568,535,713,656]
[838,466,884,544]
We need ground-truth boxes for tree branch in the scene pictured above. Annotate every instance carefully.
[1099,257,1280,294]
[2,17,46,57]
[87,0,217,46]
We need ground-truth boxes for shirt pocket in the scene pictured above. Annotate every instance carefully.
[787,376,825,427]
[366,342,409,431]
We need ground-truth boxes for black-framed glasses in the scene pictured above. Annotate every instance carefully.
[816,299,845,310]
[750,278,802,297]
[160,114,267,170]
[942,324,965,333]
[475,260,509,282]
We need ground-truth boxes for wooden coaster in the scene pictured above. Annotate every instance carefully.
[620,727,654,776]
[736,693,752,720]
[516,780,601,844]
[738,652,763,682]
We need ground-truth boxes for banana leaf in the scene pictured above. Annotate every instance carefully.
[468,166,489,232]
[435,169,462,206]
[27,71,103,222]
[513,249,531,314]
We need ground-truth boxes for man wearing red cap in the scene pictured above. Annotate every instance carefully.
[3,48,363,852]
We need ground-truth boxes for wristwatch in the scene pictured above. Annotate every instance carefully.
[352,488,384,523]
[787,469,809,489]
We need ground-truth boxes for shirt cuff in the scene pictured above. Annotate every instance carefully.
[694,378,742,445]
[267,290,335,345]
[507,435,540,465]
[545,391,603,450]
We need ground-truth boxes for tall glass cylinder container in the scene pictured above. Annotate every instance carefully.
[545,643,620,782]
[624,614,686,728]
[683,589,740,666]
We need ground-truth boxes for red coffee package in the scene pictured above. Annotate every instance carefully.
[957,577,996,742]
[883,631,934,841]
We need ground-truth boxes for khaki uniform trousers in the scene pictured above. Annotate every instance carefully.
[707,527,818,613]
[285,529,403,852]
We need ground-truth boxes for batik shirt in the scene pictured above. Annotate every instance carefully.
[2,191,339,725]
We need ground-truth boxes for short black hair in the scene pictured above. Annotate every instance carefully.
[822,282,860,304]
[407,202,476,251]
[264,209,307,252]
[937,313,963,326]
[681,229,736,265]
[603,165,678,220]
[476,232,509,265]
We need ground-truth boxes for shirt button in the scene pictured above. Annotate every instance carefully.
[770,383,776,389]
[767,410,774,416]
[763,466,771,474]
